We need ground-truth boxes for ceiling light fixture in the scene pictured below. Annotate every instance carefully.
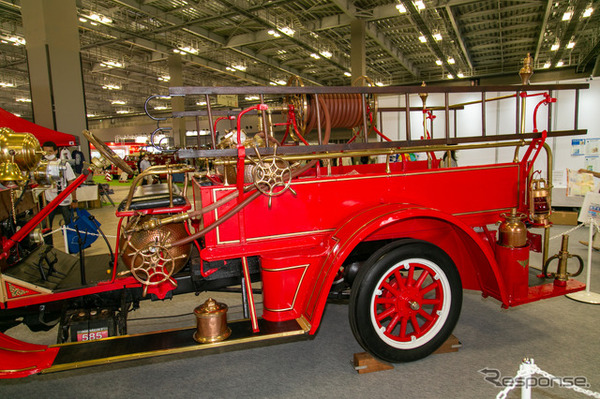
[567,41,575,49]
[433,33,442,41]
[100,60,124,68]
[86,113,96,118]
[111,100,126,105]
[88,13,112,24]
[267,29,281,38]
[232,64,246,71]
[116,109,131,114]
[0,82,16,88]
[245,95,260,101]
[279,26,295,36]
[435,59,443,66]
[583,7,593,18]
[447,74,454,79]
[178,45,199,55]
[543,61,551,68]
[320,50,333,58]
[556,60,564,67]
[154,106,169,110]
[447,57,455,64]
[344,72,352,77]
[551,42,560,51]
[196,101,207,106]
[414,1,426,10]
[16,98,31,103]
[457,72,464,78]
[418,35,427,43]
[310,53,321,59]
[102,83,121,90]
[158,75,170,82]
[396,4,407,13]
[562,9,573,21]
[79,17,87,23]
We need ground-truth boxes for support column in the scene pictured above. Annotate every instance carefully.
[20,0,87,153]
[350,19,367,86]
[168,54,186,147]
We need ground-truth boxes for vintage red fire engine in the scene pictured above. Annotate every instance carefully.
[0,76,588,378]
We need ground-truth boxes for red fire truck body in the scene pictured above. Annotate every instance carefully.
[0,82,588,378]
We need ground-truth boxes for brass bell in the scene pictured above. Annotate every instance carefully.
[193,298,231,344]
[0,161,25,182]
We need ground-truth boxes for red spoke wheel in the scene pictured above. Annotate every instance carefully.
[349,240,462,362]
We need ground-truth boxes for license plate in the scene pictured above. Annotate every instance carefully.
[76,327,109,341]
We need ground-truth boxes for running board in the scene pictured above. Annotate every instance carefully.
[43,317,310,375]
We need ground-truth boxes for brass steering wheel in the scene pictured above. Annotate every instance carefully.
[83,129,134,175]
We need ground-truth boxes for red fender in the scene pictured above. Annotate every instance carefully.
[0,331,59,378]
[303,203,508,331]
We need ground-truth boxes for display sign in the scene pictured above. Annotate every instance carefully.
[578,192,600,224]
[217,94,238,107]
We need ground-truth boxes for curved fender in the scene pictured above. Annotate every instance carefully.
[303,203,508,330]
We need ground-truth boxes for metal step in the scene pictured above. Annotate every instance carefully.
[44,317,310,374]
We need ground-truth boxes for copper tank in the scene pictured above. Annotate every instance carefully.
[499,209,528,248]
[193,298,231,343]
[120,215,192,281]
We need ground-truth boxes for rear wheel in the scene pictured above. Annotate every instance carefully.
[349,240,462,362]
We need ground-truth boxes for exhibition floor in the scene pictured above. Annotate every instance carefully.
[1,185,599,398]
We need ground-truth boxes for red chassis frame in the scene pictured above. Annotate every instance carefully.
[0,83,588,378]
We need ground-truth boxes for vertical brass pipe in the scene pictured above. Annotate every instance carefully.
[206,94,216,149]
[315,93,323,145]
[260,94,269,148]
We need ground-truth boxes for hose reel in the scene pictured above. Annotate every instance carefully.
[283,76,378,143]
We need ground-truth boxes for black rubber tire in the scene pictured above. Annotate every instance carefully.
[349,239,462,362]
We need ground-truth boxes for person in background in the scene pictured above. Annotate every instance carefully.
[42,141,78,246]
[139,154,152,185]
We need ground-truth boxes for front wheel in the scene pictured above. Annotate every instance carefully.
[349,240,462,362]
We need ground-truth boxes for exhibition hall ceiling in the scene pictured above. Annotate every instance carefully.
[0,0,599,121]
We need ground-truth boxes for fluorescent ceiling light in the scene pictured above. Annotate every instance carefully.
[583,7,593,17]
[562,10,572,21]
[310,53,321,59]
[0,82,16,88]
[457,72,464,78]
[154,106,169,110]
[543,61,551,68]
[245,95,260,101]
[86,113,96,118]
[232,64,246,71]
[567,41,575,49]
[414,1,425,10]
[344,72,352,77]
[396,4,407,13]
[435,59,442,66]
[267,30,281,38]
[418,35,427,43]
[320,50,332,58]
[447,74,454,79]
[196,101,207,106]
[102,83,121,90]
[116,109,131,114]
[433,33,442,41]
[551,42,559,51]
[556,60,564,67]
[279,26,295,36]
[111,100,126,105]
[447,57,455,64]
[16,98,31,102]
[158,75,170,82]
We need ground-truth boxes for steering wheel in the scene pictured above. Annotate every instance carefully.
[83,129,134,175]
